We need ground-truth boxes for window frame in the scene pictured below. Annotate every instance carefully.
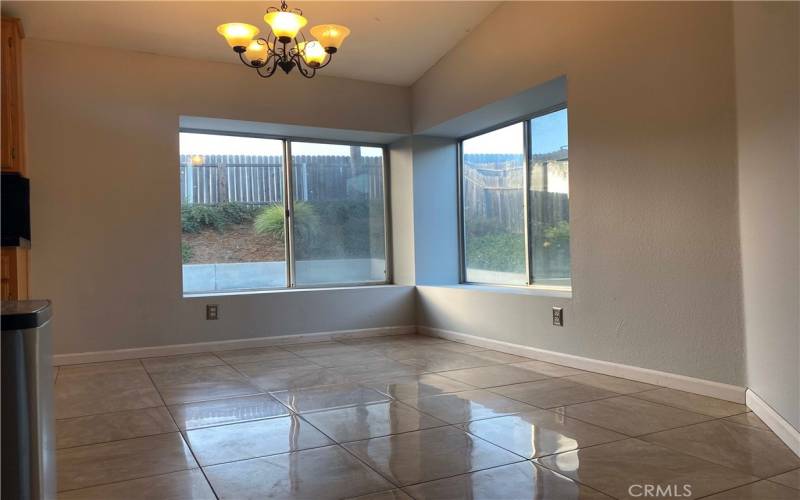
[180,128,393,293]
[456,103,569,290]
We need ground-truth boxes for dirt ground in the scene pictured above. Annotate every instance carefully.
[182,224,285,264]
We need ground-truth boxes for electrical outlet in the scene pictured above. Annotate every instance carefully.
[552,307,564,327]
[206,304,219,320]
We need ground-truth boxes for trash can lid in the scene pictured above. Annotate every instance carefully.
[1,300,52,330]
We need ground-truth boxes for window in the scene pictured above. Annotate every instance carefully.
[459,107,570,288]
[180,132,388,294]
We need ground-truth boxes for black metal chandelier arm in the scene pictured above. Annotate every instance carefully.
[316,52,334,69]
[294,55,317,79]
[256,56,279,78]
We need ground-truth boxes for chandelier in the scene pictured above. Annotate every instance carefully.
[217,1,350,79]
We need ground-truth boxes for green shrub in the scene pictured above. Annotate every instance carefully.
[543,220,570,249]
[466,232,526,273]
[181,202,260,233]
[181,242,193,263]
[254,202,320,248]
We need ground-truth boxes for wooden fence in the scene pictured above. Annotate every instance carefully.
[463,154,569,233]
[179,154,384,205]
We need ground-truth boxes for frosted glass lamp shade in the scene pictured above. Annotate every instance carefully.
[245,39,271,62]
[264,11,307,40]
[298,41,326,66]
[310,24,350,52]
[217,23,259,48]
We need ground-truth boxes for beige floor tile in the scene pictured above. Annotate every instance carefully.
[302,401,447,442]
[641,420,800,478]
[535,438,758,499]
[343,426,523,486]
[428,342,487,354]
[232,357,318,373]
[331,360,427,382]
[491,378,619,409]
[397,351,500,372]
[236,363,351,391]
[55,367,163,419]
[364,374,475,400]
[56,406,177,449]
[467,350,533,363]
[150,365,262,405]
[631,387,747,417]
[461,408,626,458]
[283,341,366,357]
[560,395,713,436]
[141,353,225,373]
[57,432,196,492]
[168,394,290,430]
[403,461,613,500]
[509,360,587,377]
[725,411,771,430]
[769,469,800,490]
[438,364,551,388]
[204,445,394,499]
[271,383,390,413]
[403,389,537,424]
[703,480,800,500]
[562,373,658,394]
[58,359,144,377]
[214,346,301,364]
[58,468,215,500]
[304,351,397,368]
[184,414,333,465]
[345,489,413,500]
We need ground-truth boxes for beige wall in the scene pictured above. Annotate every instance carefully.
[734,2,800,430]
[413,2,746,385]
[23,39,414,354]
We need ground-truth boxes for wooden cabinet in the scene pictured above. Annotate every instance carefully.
[1,17,28,300]
[2,17,25,175]
[1,246,29,300]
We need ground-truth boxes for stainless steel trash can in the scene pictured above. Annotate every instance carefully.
[2,300,55,500]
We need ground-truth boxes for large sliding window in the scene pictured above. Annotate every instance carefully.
[180,132,389,294]
[459,107,571,289]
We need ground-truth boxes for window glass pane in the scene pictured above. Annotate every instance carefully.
[529,108,571,287]
[180,133,285,293]
[462,123,527,285]
[290,142,386,285]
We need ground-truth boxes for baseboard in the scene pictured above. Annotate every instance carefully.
[53,325,417,366]
[746,389,800,457]
[418,326,746,404]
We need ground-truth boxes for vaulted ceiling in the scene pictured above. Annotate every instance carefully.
[2,1,499,86]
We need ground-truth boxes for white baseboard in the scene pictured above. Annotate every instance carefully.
[746,389,800,457]
[418,326,746,404]
[53,325,417,366]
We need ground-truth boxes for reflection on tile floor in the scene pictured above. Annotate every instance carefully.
[53,334,799,499]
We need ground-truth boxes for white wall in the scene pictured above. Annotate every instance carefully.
[412,2,746,385]
[734,2,800,430]
[23,39,415,354]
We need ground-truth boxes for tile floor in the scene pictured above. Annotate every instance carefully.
[53,334,800,499]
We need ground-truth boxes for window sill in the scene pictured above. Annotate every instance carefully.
[419,283,572,299]
[183,283,407,299]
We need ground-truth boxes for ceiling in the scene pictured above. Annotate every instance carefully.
[2,1,498,86]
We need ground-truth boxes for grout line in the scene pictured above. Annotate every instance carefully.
[55,467,208,495]
[140,359,221,500]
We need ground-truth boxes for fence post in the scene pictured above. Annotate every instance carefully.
[217,163,228,203]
